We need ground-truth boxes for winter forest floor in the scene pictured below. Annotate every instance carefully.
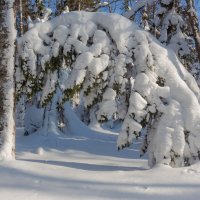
[1,123,200,200]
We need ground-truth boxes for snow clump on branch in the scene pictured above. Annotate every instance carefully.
[17,11,200,167]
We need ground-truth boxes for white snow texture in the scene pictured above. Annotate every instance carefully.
[17,11,200,167]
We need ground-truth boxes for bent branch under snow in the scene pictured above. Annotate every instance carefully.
[16,11,200,167]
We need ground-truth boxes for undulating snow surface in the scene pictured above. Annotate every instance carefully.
[1,124,200,200]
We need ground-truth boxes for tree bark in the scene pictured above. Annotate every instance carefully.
[186,0,200,62]
[0,0,16,160]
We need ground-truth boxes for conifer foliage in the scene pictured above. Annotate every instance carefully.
[16,11,200,167]
[126,0,200,83]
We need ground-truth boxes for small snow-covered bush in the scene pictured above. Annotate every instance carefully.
[16,11,200,167]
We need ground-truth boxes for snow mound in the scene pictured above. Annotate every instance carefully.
[16,11,200,167]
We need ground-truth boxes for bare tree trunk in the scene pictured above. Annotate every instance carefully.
[15,0,26,127]
[186,0,200,62]
[78,0,81,11]
[0,0,16,160]
[19,0,23,36]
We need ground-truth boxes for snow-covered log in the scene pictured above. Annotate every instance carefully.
[16,11,200,167]
[0,0,16,160]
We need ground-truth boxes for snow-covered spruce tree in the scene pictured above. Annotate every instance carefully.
[155,0,193,70]
[15,1,104,130]
[0,0,16,160]
[17,11,200,167]
[129,0,192,68]
[15,1,61,129]
[126,0,200,83]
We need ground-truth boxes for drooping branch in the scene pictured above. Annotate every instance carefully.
[16,11,200,167]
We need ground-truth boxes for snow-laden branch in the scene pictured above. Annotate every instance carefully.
[124,0,156,19]
[17,11,200,167]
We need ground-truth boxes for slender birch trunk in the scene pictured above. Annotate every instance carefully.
[0,0,16,160]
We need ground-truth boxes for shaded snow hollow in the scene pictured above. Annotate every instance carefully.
[17,11,200,167]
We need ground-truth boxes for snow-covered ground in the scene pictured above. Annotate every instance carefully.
[0,123,200,200]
